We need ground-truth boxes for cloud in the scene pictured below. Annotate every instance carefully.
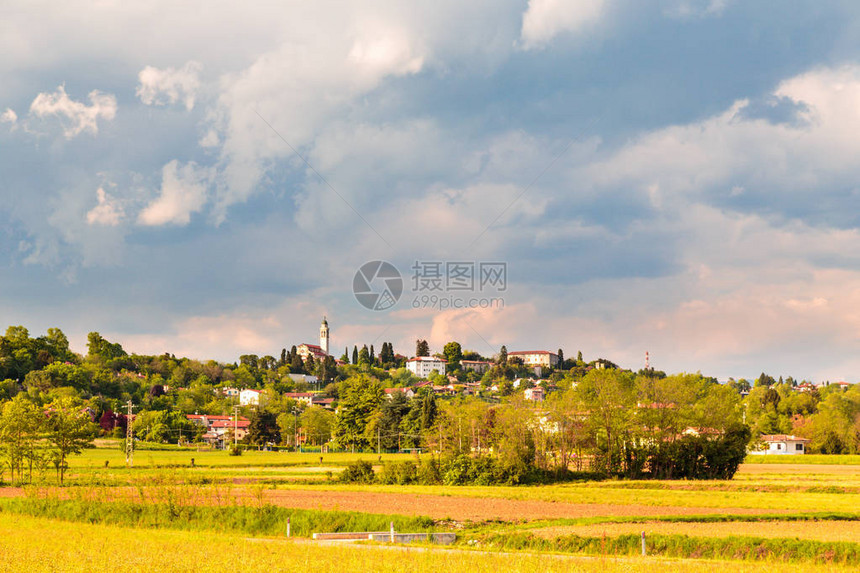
[86,187,124,226]
[1,108,17,125]
[580,65,860,228]
[138,160,212,226]
[28,85,116,137]
[520,0,605,49]
[136,61,201,111]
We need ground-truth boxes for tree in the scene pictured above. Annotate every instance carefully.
[557,349,564,369]
[44,397,97,484]
[0,396,45,483]
[352,346,359,365]
[86,332,127,362]
[498,345,508,366]
[301,406,335,446]
[443,342,463,372]
[369,344,375,364]
[341,347,350,364]
[358,345,370,367]
[246,408,280,446]
[333,375,384,449]
[416,339,429,357]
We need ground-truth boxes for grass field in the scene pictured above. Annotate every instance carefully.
[0,513,857,573]
[2,447,859,570]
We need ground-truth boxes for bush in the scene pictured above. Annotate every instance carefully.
[338,460,375,484]
[228,446,243,456]
[379,461,418,485]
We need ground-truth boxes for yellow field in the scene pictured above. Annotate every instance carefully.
[528,520,860,543]
[0,513,854,573]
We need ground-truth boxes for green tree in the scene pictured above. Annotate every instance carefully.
[301,406,335,446]
[246,408,280,446]
[416,340,429,357]
[443,341,463,372]
[0,396,46,483]
[333,375,384,449]
[44,397,97,484]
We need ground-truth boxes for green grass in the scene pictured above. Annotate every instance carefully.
[743,455,860,465]
[0,496,435,537]
[474,531,860,564]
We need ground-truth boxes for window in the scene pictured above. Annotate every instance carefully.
[776,444,782,450]
[795,443,803,451]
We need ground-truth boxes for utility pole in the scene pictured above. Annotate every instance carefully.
[233,405,240,450]
[377,425,381,455]
[125,400,134,466]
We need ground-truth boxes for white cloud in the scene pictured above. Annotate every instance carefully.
[28,85,116,137]
[1,108,17,125]
[136,61,201,111]
[198,128,219,147]
[138,160,212,226]
[583,65,860,215]
[520,0,605,49]
[86,187,124,226]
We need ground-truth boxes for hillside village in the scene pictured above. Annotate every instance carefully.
[1,319,859,463]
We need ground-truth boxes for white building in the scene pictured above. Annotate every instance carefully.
[406,356,447,378]
[751,434,810,455]
[239,388,262,406]
[296,317,331,362]
[508,350,559,368]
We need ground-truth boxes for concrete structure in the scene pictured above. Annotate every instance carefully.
[461,360,493,374]
[751,434,810,455]
[524,386,545,401]
[239,388,262,406]
[406,356,447,378]
[319,316,329,356]
[508,350,559,368]
[297,343,327,362]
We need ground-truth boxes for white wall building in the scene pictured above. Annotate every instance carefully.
[406,356,447,378]
[750,434,810,455]
[508,350,559,368]
[239,388,261,406]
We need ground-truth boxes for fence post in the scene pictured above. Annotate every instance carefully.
[390,521,395,543]
[641,531,646,556]
[287,517,291,538]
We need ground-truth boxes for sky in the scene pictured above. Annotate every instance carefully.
[3,1,860,382]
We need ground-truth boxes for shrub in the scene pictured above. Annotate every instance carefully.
[379,461,418,485]
[338,460,375,484]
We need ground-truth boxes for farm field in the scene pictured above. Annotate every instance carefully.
[1,513,853,573]
[2,448,860,570]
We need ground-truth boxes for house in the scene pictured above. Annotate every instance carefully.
[461,360,493,374]
[406,356,447,377]
[283,392,315,406]
[219,387,240,398]
[239,389,262,406]
[187,414,250,448]
[288,373,319,385]
[524,387,545,401]
[751,434,810,455]
[508,350,559,368]
[311,396,335,409]
[384,387,415,399]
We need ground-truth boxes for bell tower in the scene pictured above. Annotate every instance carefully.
[319,316,329,356]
